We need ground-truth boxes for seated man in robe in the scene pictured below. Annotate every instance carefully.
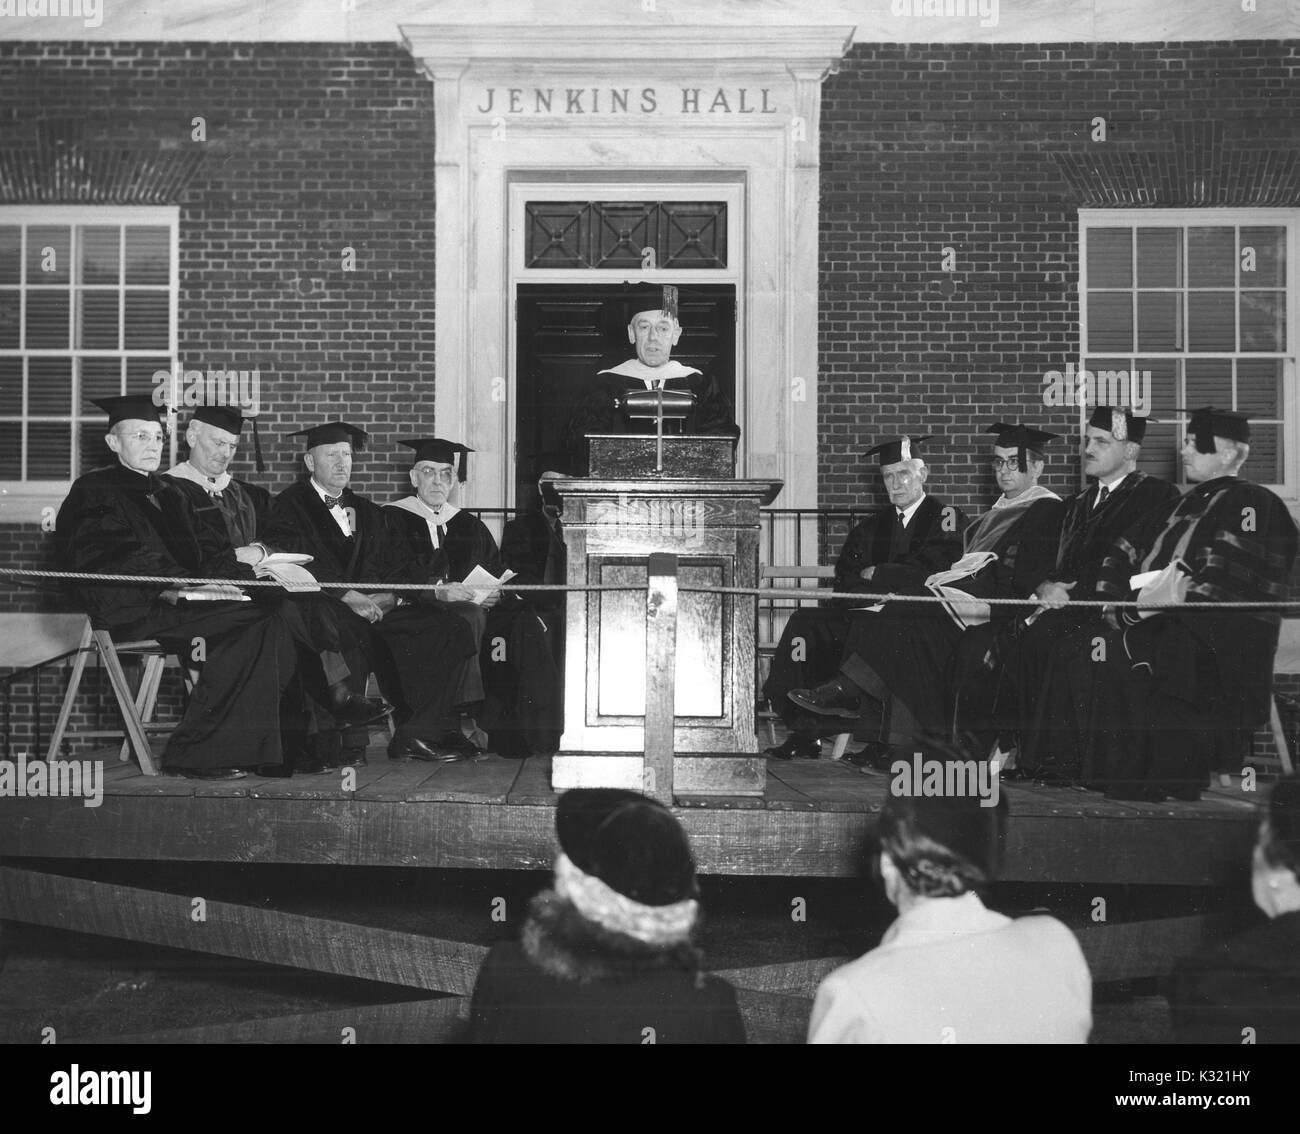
[952,406,1180,769]
[384,438,561,758]
[1030,407,1298,801]
[57,396,370,779]
[166,405,389,774]
[761,435,967,760]
[789,423,1065,770]
[563,281,738,473]
[262,422,480,764]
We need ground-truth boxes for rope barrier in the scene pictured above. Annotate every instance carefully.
[0,566,1297,611]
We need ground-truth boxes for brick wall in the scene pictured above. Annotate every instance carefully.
[817,40,1300,516]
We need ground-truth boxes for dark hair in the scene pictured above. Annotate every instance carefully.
[877,738,1008,899]
[1260,775,1300,876]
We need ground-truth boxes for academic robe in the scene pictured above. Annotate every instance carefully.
[761,495,968,732]
[839,491,1064,745]
[263,481,478,749]
[1031,476,1298,799]
[384,503,561,756]
[56,463,313,770]
[165,464,271,551]
[564,360,738,474]
[960,472,1181,755]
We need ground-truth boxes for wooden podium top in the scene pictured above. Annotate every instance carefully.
[545,476,784,507]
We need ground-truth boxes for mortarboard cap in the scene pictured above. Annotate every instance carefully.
[191,405,246,435]
[288,420,367,451]
[986,421,1060,472]
[1087,406,1150,445]
[400,437,473,482]
[611,280,681,325]
[865,435,931,466]
[1185,406,1251,453]
[91,394,163,427]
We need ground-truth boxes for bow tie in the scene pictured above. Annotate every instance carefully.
[323,493,344,509]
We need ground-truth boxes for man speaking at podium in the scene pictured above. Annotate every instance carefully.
[564,281,738,472]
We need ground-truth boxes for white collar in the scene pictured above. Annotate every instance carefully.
[310,478,348,505]
[880,892,1009,948]
[598,358,702,385]
[896,495,926,526]
[386,495,460,525]
[1097,470,1131,494]
[166,461,231,494]
[993,483,1060,509]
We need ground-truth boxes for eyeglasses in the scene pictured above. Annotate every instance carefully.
[123,431,168,445]
[990,458,1026,471]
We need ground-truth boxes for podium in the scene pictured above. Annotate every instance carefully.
[549,434,782,799]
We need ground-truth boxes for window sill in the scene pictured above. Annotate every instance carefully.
[0,485,70,527]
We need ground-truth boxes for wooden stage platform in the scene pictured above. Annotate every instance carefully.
[0,749,1267,1043]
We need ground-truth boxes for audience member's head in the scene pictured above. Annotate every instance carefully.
[877,741,1009,906]
[1252,775,1300,918]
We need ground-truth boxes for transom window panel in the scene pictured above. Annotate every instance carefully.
[524,201,728,270]
[1081,211,1295,494]
[0,208,177,484]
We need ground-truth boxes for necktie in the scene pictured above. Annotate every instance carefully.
[1096,486,1110,509]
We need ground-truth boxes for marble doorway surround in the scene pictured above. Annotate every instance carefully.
[400,21,855,543]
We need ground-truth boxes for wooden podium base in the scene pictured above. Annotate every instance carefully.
[551,753,765,797]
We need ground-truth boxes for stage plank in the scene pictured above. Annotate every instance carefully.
[0,865,488,995]
[676,793,765,810]
[765,758,884,813]
[99,769,198,797]
[406,755,523,803]
[94,996,467,1045]
[353,760,447,801]
[506,756,560,806]
[762,763,825,811]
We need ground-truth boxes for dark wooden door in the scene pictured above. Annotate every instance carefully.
[514,283,736,508]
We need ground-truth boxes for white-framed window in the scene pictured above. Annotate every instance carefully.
[1080,208,1298,499]
[0,206,178,520]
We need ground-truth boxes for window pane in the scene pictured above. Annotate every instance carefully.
[1086,292,1133,351]
[1186,292,1235,351]
[126,356,170,398]
[1185,358,1232,407]
[123,291,169,350]
[1134,357,1176,417]
[1187,227,1235,287]
[0,357,20,414]
[1246,423,1282,484]
[1236,359,1284,417]
[78,420,113,474]
[26,290,70,348]
[1240,226,1285,288]
[1087,228,1132,287]
[25,225,70,285]
[0,291,17,349]
[1136,291,1181,351]
[1136,422,1179,483]
[1240,291,1285,353]
[77,290,119,349]
[27,357,72,415]
[80,357,122,413]
[1136,228,1181,287]
[78,225,120,285]
[0,421,19,478]
[26,421,71,479]
[124,227,170,285]
[0,226,19,285]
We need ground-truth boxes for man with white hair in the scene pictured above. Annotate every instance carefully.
[1033,406,1298,800]
[761,435,966,760]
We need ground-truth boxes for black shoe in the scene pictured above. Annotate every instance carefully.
[432,730,482,761]
[842,741,895,773]
[167,767,248,781]
[766,733,821,761]
[331,695,393,728]
[254,764,294,778]
[787,679,863,719]
[389,736,451,762]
